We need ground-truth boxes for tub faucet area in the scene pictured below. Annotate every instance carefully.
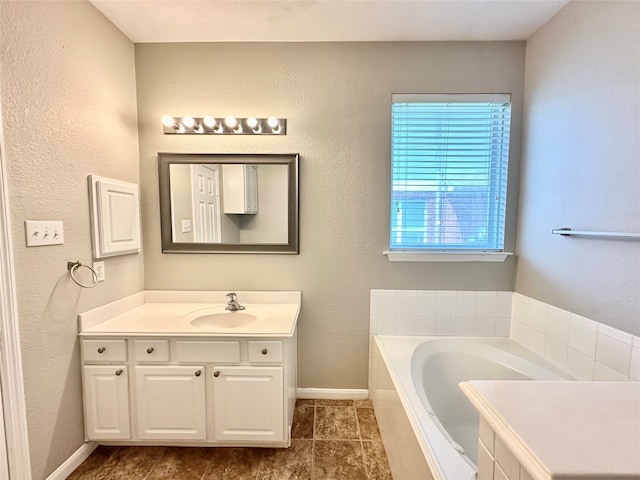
[225,292,246,311]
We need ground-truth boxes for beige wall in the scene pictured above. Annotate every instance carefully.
[0,2,142,478]
[136,42,525,390]
[516,1,640,335]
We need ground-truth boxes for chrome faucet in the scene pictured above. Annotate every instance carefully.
[225,292,245,311]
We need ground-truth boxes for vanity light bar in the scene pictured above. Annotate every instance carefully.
[162,116,287,135]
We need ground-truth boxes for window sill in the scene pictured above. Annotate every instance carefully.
[383,251,513,263]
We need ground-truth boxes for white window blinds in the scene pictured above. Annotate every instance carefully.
[390,94,511,251]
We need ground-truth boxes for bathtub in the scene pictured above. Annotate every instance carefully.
[370,336,573,480]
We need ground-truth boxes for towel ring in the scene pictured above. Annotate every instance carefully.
[67,261,99,289]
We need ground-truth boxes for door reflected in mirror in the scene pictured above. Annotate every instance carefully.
[158,153,299,254]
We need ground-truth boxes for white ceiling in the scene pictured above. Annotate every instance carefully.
[90,0,569,43]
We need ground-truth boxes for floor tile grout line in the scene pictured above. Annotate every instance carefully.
[354,405,372,480]
[311,403,316,480]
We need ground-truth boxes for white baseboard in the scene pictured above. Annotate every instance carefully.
[297,388,368,400]
[46,442,98,480]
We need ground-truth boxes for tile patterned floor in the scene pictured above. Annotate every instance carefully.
[68,399,392,479]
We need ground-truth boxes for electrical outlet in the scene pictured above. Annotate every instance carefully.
[92,261,105,282]
[24,221,64,246]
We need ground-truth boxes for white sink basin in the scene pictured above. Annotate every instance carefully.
[182,306,266,329]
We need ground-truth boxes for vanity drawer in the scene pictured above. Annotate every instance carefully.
[134,340,170,362]
[83,339,127,362]
[248,341,283,363]
[175,340,240,363]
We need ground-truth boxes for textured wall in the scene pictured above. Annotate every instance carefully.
[135,42,525,390]
[516,1,640,335]
[0,2,142,478]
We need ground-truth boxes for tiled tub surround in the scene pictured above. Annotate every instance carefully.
[369,289,640,383]
[370,290,513,337]
[511,293,640,381]
[369,289,640,480]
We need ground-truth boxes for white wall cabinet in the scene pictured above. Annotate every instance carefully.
[80,334,296,447]
[88,175,141,258]
[222,164,258,214]
[82,365,131,440]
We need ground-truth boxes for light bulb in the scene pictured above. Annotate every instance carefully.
[182,116,195,128]
[224,116,238,129]
[246,117,259,129]
[203,116,216,128]
[162,115,176,127]
[267,117,279,128]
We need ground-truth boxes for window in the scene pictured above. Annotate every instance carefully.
[389,94,511,256]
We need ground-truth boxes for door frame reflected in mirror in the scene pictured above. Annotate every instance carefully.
[158,153,299,254]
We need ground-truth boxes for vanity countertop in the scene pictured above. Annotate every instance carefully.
[78,290,301,338]
[460,380,640,480]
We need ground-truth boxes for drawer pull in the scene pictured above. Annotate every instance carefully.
[146,347,154,354]
[195,370,202,377]
[115,369,123,376]
[261,348,268,355]
[213,371,220,377]
[97,347,106,354]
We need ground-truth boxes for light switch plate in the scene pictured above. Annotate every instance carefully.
[181,219,192,233]
[24,221,64,246]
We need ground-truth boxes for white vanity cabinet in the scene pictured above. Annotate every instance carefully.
[82,365,131,440]
[80,334,296,447]
[135,365,206,440]
[222,164,258,214]
[81,339,130,441]
[212,366,284,442]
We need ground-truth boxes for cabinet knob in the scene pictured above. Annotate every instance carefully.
[146,347,154,354]
[213,371,220,377]
[115,369,123,376]
[97,347,106,354]
[195,370,202,377]
[261,348,268,355]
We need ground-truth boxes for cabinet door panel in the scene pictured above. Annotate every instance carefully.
[213,366,283,442]
[83,365,130,440]
[135,365,206,440]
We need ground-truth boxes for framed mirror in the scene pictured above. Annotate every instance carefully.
[158,153,299,253]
